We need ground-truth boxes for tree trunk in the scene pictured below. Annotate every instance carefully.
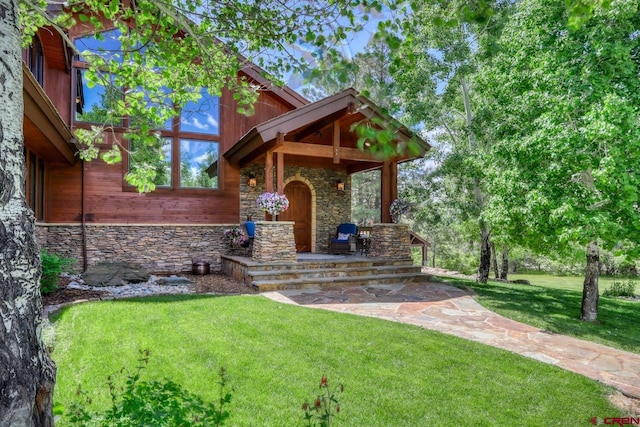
[581,241,600,322]
[431,243,436,267]
[0,1,57,424]
[477,226,491,284]
[490,241,499,279]
[500,246,509,280]
[462,77,491,285]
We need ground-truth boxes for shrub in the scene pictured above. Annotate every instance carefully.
[63,350,231,426]
[40,250,74,295]
[603,280,637,298]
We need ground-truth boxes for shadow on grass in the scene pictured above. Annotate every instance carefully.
[48,293,233,322]
[437,276,640,354]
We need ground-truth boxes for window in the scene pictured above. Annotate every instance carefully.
[179,139,219,189]
[129,136,172,187]
[73,29,221,191]
[26,37,44,86]
[74,29,124,125]
[75,70,121,125]
[180,88,220,135]
[74,28,123,62]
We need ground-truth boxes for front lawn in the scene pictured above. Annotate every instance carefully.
[51,295,624,425]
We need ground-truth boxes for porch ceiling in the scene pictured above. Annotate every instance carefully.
[224,88,430,173]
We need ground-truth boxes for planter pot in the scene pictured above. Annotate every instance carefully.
[192,261,210,275]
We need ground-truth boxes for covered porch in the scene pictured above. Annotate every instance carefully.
[224,88,430,256]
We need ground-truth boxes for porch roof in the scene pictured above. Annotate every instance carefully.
[224,88,430,174]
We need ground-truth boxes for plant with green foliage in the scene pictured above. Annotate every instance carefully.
[64,350,231,426]
[40,250,73,295]
[476,0,640,321]
[302,375,344,427]
[603,280,637,298]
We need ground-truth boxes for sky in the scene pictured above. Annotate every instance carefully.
[283,6,388,93]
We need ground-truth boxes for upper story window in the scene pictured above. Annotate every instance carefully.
[181,88,220,135]
[26,36,45,86]
[74,29,123,126]
[74,28,123,62]
[72,29,221,191]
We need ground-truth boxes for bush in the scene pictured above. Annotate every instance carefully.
[63,350,231,426]
[603,280,637,298]
[40,250,74,295]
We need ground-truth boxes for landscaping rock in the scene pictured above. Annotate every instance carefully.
[82,261,151,287]
[155,276,195,286]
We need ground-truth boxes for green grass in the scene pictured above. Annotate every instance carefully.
[508,273,625,294]
[435,275,640,354]
[51,295,624,426]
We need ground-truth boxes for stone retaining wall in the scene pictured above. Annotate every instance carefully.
[35,223,234,273]
[251,221,296,263]
[370,223,412,261]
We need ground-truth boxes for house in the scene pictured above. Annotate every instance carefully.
[23,14,429,273]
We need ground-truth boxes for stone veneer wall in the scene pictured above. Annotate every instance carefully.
[369,223,412,260]
[239,165,351,253]
[35,223,235,273]
[251,221,297,263]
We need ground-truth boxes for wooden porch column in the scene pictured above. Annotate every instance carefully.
[333,120,340,164]
[265,133,285,193]
[380,161,398,223]
[265,150,274,193]
[276,152,284,193]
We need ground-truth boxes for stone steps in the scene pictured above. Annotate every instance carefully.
[221,254,431,292]
[245,258,428,292]
[248,264,421,282]
[252,271,431,292]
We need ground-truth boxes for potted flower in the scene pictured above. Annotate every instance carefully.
[223,227,249,251]
[256,192,289,218]
[390,198,410,223]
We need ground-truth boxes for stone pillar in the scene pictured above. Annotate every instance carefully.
[370,223,412,261]
[251,221,297,263]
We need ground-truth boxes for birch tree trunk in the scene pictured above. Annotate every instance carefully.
[461,77,490,284]
[581,241,600,322]
[0,0,57,424]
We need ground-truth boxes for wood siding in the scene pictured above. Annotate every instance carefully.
[43,76,294,224]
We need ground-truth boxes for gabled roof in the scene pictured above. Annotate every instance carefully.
[224,88,429,170]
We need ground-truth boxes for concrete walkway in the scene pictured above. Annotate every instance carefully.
[262,282,640,399]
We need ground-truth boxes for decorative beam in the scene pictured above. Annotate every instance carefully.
[276,141,382,162]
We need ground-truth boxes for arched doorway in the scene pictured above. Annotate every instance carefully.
[279,180,312,252]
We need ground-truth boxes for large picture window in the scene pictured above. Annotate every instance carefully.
[73,28,221,191]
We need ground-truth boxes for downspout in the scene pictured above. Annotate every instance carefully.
[81,159,87,271]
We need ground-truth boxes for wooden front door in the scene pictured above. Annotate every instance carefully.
[279,181,311,252]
